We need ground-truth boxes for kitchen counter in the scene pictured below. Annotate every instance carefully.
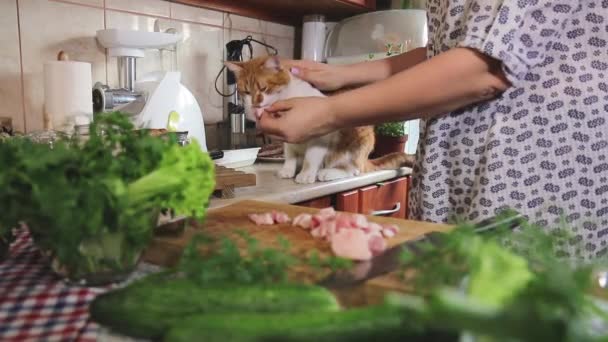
[210,162,413,209]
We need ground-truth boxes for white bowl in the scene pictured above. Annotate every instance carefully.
[214,148,261,169]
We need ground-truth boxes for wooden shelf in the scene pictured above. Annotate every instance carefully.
[170,0,375,26]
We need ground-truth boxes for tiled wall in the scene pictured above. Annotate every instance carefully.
[0,0,295,148]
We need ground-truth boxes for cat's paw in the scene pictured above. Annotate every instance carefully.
[295,171,317,184]
[317,168,350,182]
[277,167,296,179]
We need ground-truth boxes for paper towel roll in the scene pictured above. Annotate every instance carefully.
[43,60,93,132]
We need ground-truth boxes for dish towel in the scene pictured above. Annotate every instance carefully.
[0,230,104,341]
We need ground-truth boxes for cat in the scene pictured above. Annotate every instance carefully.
[224,56,413,184]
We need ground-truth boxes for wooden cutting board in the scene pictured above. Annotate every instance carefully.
[213,165,256,199]
[142,200,454,307]
[142,200,453,269]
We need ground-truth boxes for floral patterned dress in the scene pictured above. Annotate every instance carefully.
[408,0,608,260]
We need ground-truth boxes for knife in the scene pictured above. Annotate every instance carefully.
[317,211,526,289]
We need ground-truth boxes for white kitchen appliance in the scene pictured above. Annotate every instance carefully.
[93,28,208,151]
[301,15,337,62]
[323,10,428,154]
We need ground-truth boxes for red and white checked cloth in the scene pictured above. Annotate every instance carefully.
[0,231,107,342]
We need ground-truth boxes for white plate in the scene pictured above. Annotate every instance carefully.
[214,148,261,169]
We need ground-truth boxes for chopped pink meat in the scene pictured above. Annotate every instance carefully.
[368,235,387,256]
[292,213,313,229]
[250,206,398,261]
[318,207,336,217]
[381,224,399,238]
[335,213,354,230]
[310,227,324,238]
[311,207,337,229]
[331,229,373,261]
[383,224,399,233]
[248,211,290,225]
[352,214,369,228]
[323,218,337,235]
[248,213,274,225]
[272,211,291,224]
[382,228,396,238]
[367,222,384,234]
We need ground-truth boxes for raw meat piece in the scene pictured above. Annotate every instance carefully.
[272,211,290,224]
[248,211,290,225]
[381,228,396,238]
[318,207,336,217]
[352,214,369,229]
[335,213,354,230]
[331,229,373,261]
[311,227,324,238]
[248,213,274,226]
[368,235,387,256]
[367,222,384,235]
[381,224,399,238]
[292,213,313,229]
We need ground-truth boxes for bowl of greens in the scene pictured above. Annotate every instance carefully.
[0,112,216,285]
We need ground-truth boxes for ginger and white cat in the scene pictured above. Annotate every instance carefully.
[225,56,413,184]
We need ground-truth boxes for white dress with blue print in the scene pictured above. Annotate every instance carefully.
[408,0,608,260]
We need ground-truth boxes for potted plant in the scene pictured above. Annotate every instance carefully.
[371,121,408,158]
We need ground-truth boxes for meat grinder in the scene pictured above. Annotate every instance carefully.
[93,28,208,151]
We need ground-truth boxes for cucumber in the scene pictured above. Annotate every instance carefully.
[89,276,340,340]
[164,305,425,342]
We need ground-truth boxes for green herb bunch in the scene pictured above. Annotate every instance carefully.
[178,231,352,286]
[389,215,608,342]
[0,112,215,281]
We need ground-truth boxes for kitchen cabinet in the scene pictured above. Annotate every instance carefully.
[298,176,410,219]
[170,0,375,26]
[298,195,333,209]
[336,190,359,213]
[358,177,408,219]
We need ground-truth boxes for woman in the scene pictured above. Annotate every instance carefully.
[259,1,608,260]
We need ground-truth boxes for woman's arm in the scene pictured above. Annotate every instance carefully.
[340,46,428,86]
[280,47,427,91]
[330,47,510,127]
[261,48,511,143]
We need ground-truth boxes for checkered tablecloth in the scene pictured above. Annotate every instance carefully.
[0,231,105,342]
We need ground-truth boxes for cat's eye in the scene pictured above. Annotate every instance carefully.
[259,86,268,92]
[241,90,250,95]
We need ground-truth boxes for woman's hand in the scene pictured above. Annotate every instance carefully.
[257,97,338,143]
[280,59,348,91]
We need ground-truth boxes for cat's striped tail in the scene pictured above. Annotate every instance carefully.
[363,152,415,172]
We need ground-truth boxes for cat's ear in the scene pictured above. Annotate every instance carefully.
[224,61,243,76]
[263,56,281,71]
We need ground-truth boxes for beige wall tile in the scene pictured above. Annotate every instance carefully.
[224,14,265,34]
[172,20,224,124]
[0,0,24,132]
[265,36,295,59]
[19,0,105,132]
[53,0,103,7]
[266,22,295,40]
[225,13,294,39]
[105,0,170,18]
[104,10,171,88]
[170,2,222,27]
